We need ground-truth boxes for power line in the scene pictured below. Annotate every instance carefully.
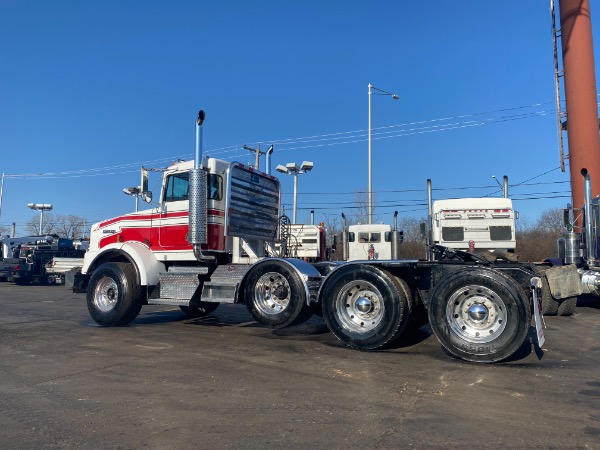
[2,100,561,179]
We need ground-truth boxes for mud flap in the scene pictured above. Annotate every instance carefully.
[530,277,545,348]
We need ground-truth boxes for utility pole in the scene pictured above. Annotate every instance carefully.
[243,145,266,170]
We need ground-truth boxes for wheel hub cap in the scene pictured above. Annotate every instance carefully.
[255,272,291,316]
[335,281,384,333]
[356,296,372,313]
[468,303,488,322]
[446,285,507,344]
[93,277,119,312]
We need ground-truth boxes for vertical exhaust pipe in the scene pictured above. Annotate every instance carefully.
[427,179,433,261]
[189,110,213,262]
[503,176,509,198]
[581,168,596,265]
[265,145,274,175]
[341,213,349,261]
[310,210,314,225]
[391,211,401,260]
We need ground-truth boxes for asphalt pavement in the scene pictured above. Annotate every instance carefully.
[0,283,599,449]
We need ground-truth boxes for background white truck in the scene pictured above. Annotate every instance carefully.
[72,110,568,364]
[275,223,327,262]
[430,197,517,255]
[424,178,517,260]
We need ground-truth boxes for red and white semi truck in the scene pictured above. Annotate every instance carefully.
[73,110,573,363]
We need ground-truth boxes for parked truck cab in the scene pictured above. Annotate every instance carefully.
[431,197,517,255]
[72,110,560,364]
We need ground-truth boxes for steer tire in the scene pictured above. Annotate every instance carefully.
[321,264,410,351]
[428,267,531,363]
[244,261,311,329]
[87,262,143,327]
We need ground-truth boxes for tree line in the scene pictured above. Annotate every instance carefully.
[0,214,89,239]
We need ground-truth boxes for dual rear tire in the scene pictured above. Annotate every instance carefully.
[427,268,531,363]
[320,264,531,363]
[320,264,411,351]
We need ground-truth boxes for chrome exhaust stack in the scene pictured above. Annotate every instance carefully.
[391,211,401,260]
[581,168,597,267]
[188,110,213,262]
[427,179,433,261]
[265,145,274,175]
[341,213,349,261]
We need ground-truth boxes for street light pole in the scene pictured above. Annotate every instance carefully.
[276,161,314,224]
[368,84,373,225]
[27,203,53,234]
[367,83,399,224]
[0,173,4,223]
[292,171,299,224]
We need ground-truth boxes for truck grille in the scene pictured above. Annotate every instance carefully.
[226,164,280,242]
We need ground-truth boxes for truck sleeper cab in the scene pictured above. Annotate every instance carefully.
[431,198,517,255]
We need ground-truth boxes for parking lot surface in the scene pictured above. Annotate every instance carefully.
[1,283,599,449]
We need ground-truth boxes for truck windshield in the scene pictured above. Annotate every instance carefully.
[358,232,381,243]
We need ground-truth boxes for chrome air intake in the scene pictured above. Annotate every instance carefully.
[558,232,583,265]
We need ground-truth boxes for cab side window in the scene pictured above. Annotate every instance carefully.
[164,172,189,202]
[208,174,223,201]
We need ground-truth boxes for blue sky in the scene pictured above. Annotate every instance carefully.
[1,1,597,236]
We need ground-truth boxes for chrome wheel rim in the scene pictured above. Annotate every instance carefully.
[446,284,507,343]
[93,277,119,312]
[254,272,291,316]
[335,280,384,333]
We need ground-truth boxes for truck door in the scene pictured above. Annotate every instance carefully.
[158,171,191,250]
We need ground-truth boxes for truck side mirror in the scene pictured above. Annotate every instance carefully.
[141,168,152,203]
[398,230,404,243]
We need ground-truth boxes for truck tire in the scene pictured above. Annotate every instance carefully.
[87,262,143,327]
[321,264,410,351]
[540,276,559,316]
[244,261,312,328]
[558,296,577,316]
[179,302,219,317]
[428,268,531,363]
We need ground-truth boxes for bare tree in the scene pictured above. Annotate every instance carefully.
[516,207,566,262]
[353,190,381,224]
[536,207,565,234]
[26,212,56,235]
[54,214,88,239]
[398,216,428,259]
[25,213,89,238]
